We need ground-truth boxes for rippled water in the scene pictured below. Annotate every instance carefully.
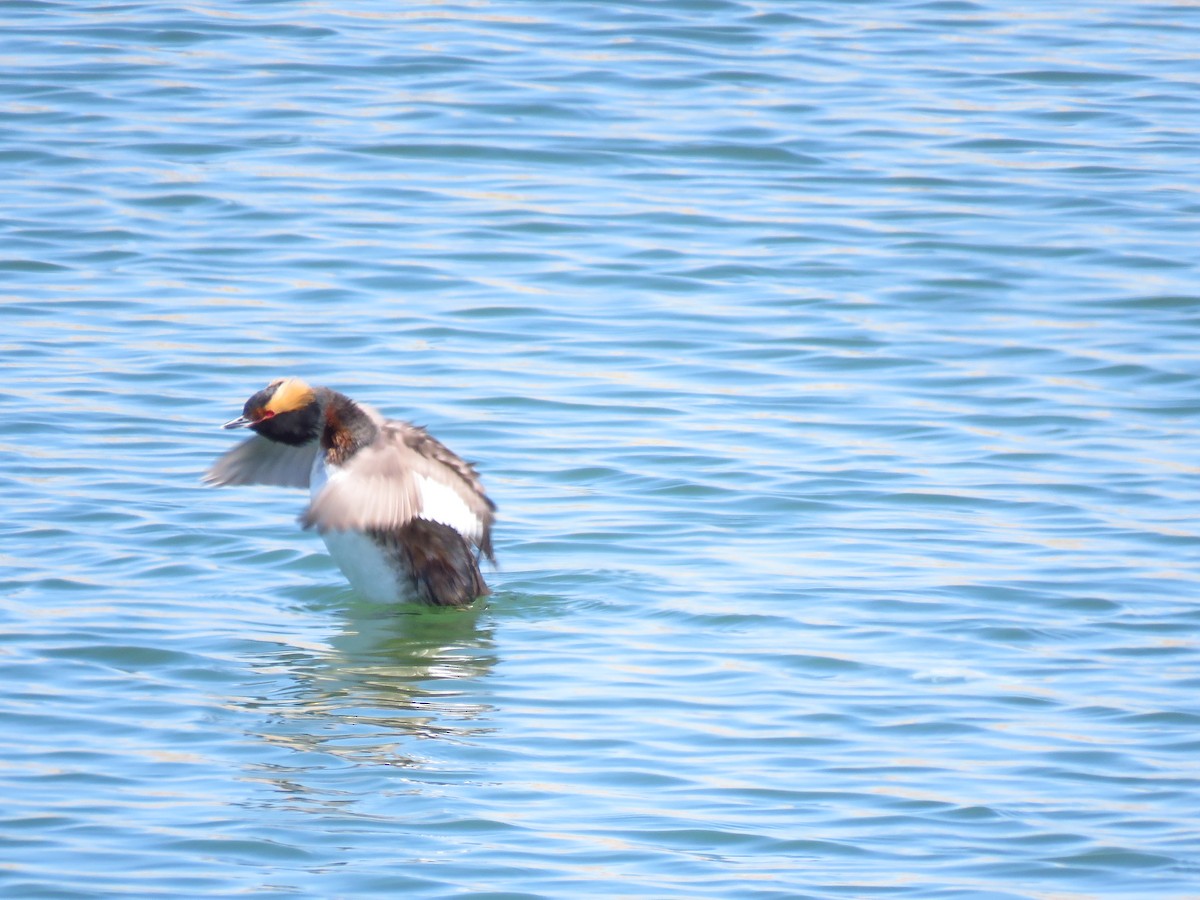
[3,1,1200,897]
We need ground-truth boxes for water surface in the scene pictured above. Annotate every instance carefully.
[2,1,1199,897]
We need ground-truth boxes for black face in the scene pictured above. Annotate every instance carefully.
[243,385,321,447]
[240,385,275,421]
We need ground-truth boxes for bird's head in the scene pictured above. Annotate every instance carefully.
[222,377,321,446]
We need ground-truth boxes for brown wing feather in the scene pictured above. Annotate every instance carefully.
[400,424,496,562]
[301,421,496,561]
[301,448,422,532]
[204,436,317,488]
[397,423,496,514]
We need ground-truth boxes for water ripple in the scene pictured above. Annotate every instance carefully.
[1,0,1199,897]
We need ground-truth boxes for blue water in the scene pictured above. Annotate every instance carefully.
[3,1,1200,897]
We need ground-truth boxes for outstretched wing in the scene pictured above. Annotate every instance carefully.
[301,422,495,560]
[204,435,318,489]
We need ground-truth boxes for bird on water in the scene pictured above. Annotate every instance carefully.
[205,377,495,607]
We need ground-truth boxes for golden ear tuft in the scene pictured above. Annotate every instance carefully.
[265,377,316,414]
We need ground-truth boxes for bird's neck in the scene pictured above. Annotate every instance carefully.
[318,389,378,464]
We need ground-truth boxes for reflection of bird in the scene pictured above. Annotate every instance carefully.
[205,377,495,607]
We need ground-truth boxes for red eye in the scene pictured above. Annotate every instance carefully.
[259,410,276,420]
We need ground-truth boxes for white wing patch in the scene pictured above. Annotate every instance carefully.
[415,473,483,541]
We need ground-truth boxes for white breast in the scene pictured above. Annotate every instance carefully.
[310,456,412,603]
